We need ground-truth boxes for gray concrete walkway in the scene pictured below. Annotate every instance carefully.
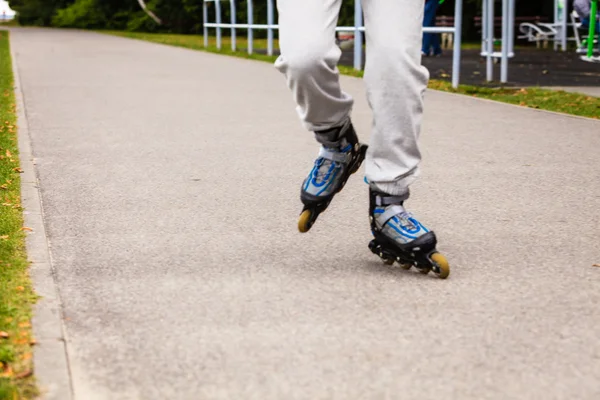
[9,28,600,400]
[545,86,600,98]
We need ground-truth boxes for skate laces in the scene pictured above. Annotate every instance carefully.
[376,203,421,233]
[312,158,339,183]
[312,145,352,183]
[388,206,427,235]
[396,210,418,230]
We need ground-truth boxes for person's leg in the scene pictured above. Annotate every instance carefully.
[430,0,442,56]
[362,0,429,198]
[275,0,368,232]
[432,33,442,56]
[274,0,351,132]
[432,18,442,55]
[421,0,436,55]
[581,17,600,51]
[362,0,449,278]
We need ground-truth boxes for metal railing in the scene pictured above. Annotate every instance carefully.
[480,0,516,83]
[203,0,463,88]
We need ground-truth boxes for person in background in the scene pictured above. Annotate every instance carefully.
[574,0,600,52]
[574,0,600,33]
[422,0,443,57]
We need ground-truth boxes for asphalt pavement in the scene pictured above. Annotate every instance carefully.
[8,27,600,400]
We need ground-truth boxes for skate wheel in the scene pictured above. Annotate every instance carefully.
[399,263,412,270]
[298,209,313,233]
[418,267,431,275]
[382,257,395,266]
[430,252,450,279]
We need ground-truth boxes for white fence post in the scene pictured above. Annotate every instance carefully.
[247,0,254,55]
[353,0,363,70]
[267,0,274,56]
[231,0,237,51]
[452,0,463,88]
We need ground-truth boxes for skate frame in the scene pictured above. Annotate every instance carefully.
[202,0,464,88]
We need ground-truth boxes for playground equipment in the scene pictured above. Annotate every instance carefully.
[580,0,600,62]
[517,0,568,51]
[202,0,464,88]
[518,0,594,52]
[480,0,515,83]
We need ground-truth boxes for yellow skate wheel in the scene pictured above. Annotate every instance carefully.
[298,210,313,233]
[382,257,395,266]
[430,252,450,279]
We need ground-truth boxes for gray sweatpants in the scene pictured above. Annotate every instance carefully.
[274,0,430,197]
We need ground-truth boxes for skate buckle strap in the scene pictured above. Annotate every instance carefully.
[318,147,351,164]
[379,205,407,226]
[375,195,405,206]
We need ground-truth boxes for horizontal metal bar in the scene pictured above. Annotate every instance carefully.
[205,23,279,29]
[480,51,515,58]
[336,26,456,33]
[205,23,456,34]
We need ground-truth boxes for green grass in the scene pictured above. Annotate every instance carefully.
[104,31,600,120]
[0,30,38,400]
[0,21,19,28]
[106,30,279,57]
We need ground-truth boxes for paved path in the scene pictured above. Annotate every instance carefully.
[545,86,600,98]
[9,28,600,400]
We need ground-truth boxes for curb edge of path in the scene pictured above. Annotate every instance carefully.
[10,31,74,400]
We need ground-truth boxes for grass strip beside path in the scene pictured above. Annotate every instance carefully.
[0,30,38,400]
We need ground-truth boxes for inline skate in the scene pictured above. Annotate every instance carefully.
[298,119,368,233]
[368,188,450,279]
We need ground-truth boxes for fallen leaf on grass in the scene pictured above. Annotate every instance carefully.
[16,286,24,291]
[0,235,8,240]
[1,366,13,378]
[14,370,33,380]
[20,227,33,232]
[13,168,23,173]
[5,150,11,157]
[0,331,9,339]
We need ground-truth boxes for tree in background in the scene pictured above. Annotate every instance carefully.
[8,0,556,41]
[8,0,70,26]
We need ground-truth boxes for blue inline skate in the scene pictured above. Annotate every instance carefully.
[298,119,368,233]
[368,188,450,279]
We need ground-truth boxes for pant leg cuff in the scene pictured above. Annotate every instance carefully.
[368,171,421,200]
